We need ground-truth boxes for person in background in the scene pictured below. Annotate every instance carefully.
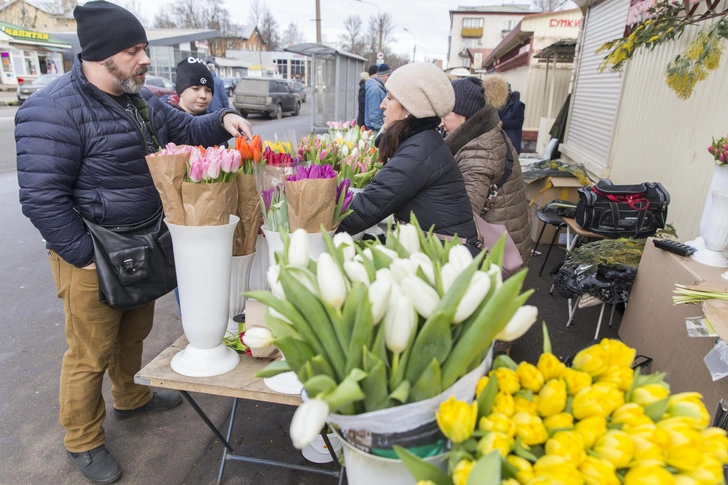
[14,2,252,484]
[364,63,391,132]
[499,81,525,154]
[340,63,478,253]
[166,57,214,115]
[441,76,531,266]
[357,65,377,128]
[206,59,229,111]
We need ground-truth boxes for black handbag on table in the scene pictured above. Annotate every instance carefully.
[82,207,177,311]
[575,179,670,239]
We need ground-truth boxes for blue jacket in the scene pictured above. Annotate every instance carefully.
[15,57,233,267]
[208,72,229,111]
[364,77,386,131]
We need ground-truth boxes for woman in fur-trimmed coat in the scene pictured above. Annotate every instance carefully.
[441,76,531,266]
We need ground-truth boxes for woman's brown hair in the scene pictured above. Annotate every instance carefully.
[378,115,442,164]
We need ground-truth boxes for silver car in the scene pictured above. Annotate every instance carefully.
[17,74,61,102]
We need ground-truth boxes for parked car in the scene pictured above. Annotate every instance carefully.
[286,81,306,102]
[233,77,301,119]
[17,74,61,102]
[144,75,176,98]
[221,77,239,97]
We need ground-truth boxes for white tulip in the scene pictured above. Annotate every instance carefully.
[453,271,491,324]
[486,264,503,289]
[317,253,348,310]
[449,245,474,272]
[396,224,421,255]
[340,144,350,157]
[242,327,274,349]
[333,232,356,261]
[362,248,374,261]
[351,147,360,159]
[390,258,418,283]
[441,263,459,294]
[384,294,416,354]
[268,307,292,324]
[368,275,392,325]
[496,306,538,342]
[267,265,286,300]
[292,269,318,295]
[376,267,392,282]
[409,252,435,284]
[373,245,399,261]
[401,275,440,319]
[344,260,370,286]
[290,398,330,449]
[288,229,310,267]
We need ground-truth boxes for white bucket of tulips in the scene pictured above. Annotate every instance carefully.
[243,215,538,485]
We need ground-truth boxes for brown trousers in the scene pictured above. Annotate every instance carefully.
[49,251,155,452]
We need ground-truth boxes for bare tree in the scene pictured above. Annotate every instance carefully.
[366,13,395,55]
[249,0,264,29]
[341,15,364,54]
[119,0,146,26]
[282,22,303,47]
[259,6,280,51]
[533,0,561,11]
[153,10,178,28]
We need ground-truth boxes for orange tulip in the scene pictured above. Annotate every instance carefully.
[252,147,262,162]
[236,138,252,160]
[252,134,263,151]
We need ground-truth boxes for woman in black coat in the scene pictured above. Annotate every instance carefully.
[357,71,368,128]
[340,63,478,252]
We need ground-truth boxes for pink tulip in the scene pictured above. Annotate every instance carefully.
[220,150,235,173]
[343,121,351,129]
[189,161,203,182]
[723,144,728,151]
[352,118,357,126]
[709,146,715,153]
[721,153,726,163]
[207,156,221,179]
[320,150,327,161]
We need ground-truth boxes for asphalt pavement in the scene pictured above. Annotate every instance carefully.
[0,94,619,485]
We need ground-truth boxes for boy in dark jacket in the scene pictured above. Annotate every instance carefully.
[167,57,214,115]
[14,3,251,484]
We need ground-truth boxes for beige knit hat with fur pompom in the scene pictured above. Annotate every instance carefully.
[384,63,455,119]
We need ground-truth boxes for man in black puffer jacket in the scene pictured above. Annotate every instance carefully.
[14,2,252,483]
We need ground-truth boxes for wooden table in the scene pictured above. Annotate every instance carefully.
[135,335,344,485]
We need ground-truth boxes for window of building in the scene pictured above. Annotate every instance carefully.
[462,18,484,29]
[20,50,39,76]
[274,59,288,79]
[227,40,234,49]
[290,59,305,80]
[504,20,517,31]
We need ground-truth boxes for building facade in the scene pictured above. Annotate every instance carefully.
[227,50,311,84]
[208,25,266,58]
[0,0,77,32]
[447,5,536,70]
[0,21,69,85]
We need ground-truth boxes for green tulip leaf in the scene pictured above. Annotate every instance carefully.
[371,247,393,270]
[514,389,534,401]
[254,360,291,378]
[263,309,301,341]
[492,354,518,371]
[341,283,365,347]
[393,445,453,485]
[272,336,316,382]
[466,451,501,485]
[409,358,442,403]
[320,226,344,268]
[478,372,499,417]
[361,357,391,412]
[354,244,378,282]
[500,454,519,478]
[304,374,338,397]
[389,380,410,404]
[542,321,552,355]
[437,251,487,323]
[513,439,538,463]
[644,397,669,422]
[405,311,452,385]
[345,294,374,376]
[310,355,337,381]
[323,369,368,412]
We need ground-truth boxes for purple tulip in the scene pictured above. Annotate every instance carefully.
[342,192,353,212]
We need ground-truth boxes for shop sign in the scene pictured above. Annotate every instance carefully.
[549,18,582,28]
[1,26,49,40]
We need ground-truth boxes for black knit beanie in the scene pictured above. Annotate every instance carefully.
[175,57,214,95]
[368,65,378,76]
[74,1,147,61]
[451,77,485,119]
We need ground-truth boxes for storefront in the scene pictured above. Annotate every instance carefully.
[0,21,69,86]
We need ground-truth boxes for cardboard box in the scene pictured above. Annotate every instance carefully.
[619,240,728,420]
[525,175,583,245]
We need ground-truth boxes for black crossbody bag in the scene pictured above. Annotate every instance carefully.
[82,207,177,310]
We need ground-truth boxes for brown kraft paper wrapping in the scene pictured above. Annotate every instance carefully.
[181,181,237,226]
[284,178,337,232]
[145,153,189,225]
[233,173,261,256]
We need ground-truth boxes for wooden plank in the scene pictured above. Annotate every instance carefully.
[562,217,606,240]
[136,335,302,407]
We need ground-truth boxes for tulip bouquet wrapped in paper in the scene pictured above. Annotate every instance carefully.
[396,327,728,485]
[260,185,289,233]
[244,215,537,457]
[232,135,263,256]
[284,164,353,233]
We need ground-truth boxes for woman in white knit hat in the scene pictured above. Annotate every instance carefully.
[339,63,478,252]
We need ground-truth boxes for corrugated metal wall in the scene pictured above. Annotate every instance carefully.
[608,25,728,240]
[522,65,572,130]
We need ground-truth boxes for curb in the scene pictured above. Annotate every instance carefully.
[0,100,20,106]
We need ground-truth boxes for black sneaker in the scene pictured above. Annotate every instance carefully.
[112,391,183,419]
[66,445,121,485]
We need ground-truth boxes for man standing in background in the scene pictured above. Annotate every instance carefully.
[364,63,391,132]
[206,59,230,111]
[358,65,378,128]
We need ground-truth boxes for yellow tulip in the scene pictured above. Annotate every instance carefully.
[579,456,619,485]
[537,379,567,417]
[702,427,728,464]
[667,392,711,429]
[563,368,592,397]
[575,416,608,448]
[452,459,474,485]
[572,344,609,377]
[475,376,490,398]
[479,412,516,438]
[593,430,635,469]
[599,338,636,368]
[545,430,586,465]
[544,412,574,431]
[416,481,438,485]
[611,403,654,430]
[538,353,566,381]
[674,475,700,485]
[502,480,521,485]
[491,367,521,395]
[526,478,559,485]
[514,395,539,415]
[624,465,676,485]
[631,434,667,465]
[493,391,516,417]
[514,412,549,446]
[517,362,545,393]
[631,383,670,407]
[572,383,624,420]
[477,431,514,458]
[596,366,634,392]
[532,455,584,485]
[507,454,534,484]
[688,453,723,485]
[436,396,478,443]
[657,417,704,472]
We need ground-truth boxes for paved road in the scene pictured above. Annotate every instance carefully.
[0,107,19,173]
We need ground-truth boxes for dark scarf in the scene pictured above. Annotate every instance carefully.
[444,104,500,155]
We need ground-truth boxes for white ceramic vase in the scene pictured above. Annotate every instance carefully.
[700,165,728,236]
[693,190,728,267]
[166,216,240,378]
[262,228,335,267]
[227,251,256,333]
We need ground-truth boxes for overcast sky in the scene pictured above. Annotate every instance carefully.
[130,0,539,64]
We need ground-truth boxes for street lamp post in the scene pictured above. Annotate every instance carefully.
[403,28,416,63]
[356,0,383,55]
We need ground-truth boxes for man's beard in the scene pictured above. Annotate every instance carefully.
[103,59,147,94]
